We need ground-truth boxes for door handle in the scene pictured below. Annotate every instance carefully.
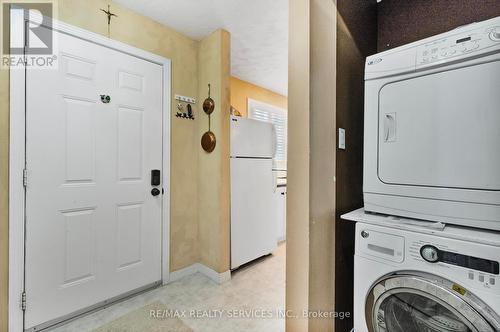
[384,113,396,142]
[151,188,161,196]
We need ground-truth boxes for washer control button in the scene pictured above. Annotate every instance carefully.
[490,278,496,285]
[468,272,474,280]
[420,245,439,263]
[479,275,485,282]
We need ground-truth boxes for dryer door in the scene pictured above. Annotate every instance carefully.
[377,61,500,191]
[365,274,500,332]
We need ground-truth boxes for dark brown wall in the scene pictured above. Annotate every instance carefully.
[335,1,377,331]
[378,0,500,51]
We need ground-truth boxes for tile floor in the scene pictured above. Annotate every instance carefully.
[51,244,286,332]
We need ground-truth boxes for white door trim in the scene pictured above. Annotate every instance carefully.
[8,16,172,331]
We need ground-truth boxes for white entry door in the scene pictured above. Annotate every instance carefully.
[25,29,164,330]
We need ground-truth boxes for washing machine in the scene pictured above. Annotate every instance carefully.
[347,210,500,332]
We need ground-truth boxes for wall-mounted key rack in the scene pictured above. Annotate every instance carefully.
[175,94,196,120]
[175,95,196,104]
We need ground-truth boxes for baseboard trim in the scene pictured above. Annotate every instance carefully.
[197,264,231,284]
[168,264,199,282]
[168,263,231,284]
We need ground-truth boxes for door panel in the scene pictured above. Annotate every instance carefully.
[25,30,163,329]
[117,107,143,180]
[62,208,96,286]
[116,203,143,268]
[63,97,96,182]
[378,61,500,191]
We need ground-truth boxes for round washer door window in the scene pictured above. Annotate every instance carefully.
[366,274,499,332]
[376,291,471,332]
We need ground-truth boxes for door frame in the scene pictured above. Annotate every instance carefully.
[8,15,172,331]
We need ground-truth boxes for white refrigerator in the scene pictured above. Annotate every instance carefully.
[230,115,277,269]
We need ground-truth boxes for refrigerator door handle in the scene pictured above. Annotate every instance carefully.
[272,171,277,193]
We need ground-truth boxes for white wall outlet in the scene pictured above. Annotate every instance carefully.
[338,128,346,150]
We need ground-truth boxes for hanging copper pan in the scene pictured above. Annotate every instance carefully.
[203,84,215,115]
[201,83,216,152]
[201,131,216,152]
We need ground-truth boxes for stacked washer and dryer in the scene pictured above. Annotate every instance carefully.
[343,16,500,332]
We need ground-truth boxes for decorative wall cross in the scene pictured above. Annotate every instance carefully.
[100,5,117,37]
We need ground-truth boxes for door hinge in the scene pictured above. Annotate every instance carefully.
[23,168,28,187]
[21,291,26,311]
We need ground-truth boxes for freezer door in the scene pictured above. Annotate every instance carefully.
[231,158,277,269]
[230,116,275,158]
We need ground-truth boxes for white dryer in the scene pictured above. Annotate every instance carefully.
[363,16,500,230]
[344,209,500,332]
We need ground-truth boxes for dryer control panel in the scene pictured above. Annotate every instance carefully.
[416,24,500,68]
[365,16,500,80]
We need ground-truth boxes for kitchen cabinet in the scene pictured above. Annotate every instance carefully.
[275,186,287,243]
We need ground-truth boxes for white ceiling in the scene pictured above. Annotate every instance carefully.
[114,0,289,96]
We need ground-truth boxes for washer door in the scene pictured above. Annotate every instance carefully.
[365,274,500,332]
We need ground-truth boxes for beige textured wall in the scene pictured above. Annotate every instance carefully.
[197,30,231,273]
[230,76,287,117]
[308,0,336,330]
[287,0,337,331]
[0,1,206,328]
[286,0,311,330]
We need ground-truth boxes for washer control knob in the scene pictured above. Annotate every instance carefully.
[421,245,439,263]
[490,27,500,41]
[361,231,369,238]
